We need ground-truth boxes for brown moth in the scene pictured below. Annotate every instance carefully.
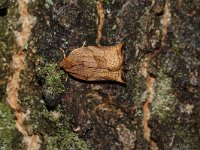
[60,43,125,83]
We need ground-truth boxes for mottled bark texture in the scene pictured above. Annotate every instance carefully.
[0,0,200,149]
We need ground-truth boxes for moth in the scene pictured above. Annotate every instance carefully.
[60,43,125,83]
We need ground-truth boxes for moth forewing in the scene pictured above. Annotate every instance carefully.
[60,43,125,83]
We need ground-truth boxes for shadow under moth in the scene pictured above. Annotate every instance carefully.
[60,43,125,83]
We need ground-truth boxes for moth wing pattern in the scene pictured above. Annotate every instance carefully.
[60,43,125,83]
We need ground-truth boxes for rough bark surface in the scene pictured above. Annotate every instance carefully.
[0,0,200,150]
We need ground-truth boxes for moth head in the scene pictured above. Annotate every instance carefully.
[60,58,73,70]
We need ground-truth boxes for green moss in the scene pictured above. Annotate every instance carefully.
[0,41,7,75]
[0,39,12,102]
[131,74,147,118]
[45,132,89,150]
[151,74,178,120]
[172,40,180,53]
[19,89,90,149]
[102,0,109,4]
[18,72,90,149]
[36,62,65,102]
[43,107,89,150]
[0,1,18,102]
[45,0,53,9]
[29,102,89,149]
[0,103,16,150]
[0,0,6,8]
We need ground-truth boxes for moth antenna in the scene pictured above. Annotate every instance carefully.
[60,48,65,58]
[82,41,87,47]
